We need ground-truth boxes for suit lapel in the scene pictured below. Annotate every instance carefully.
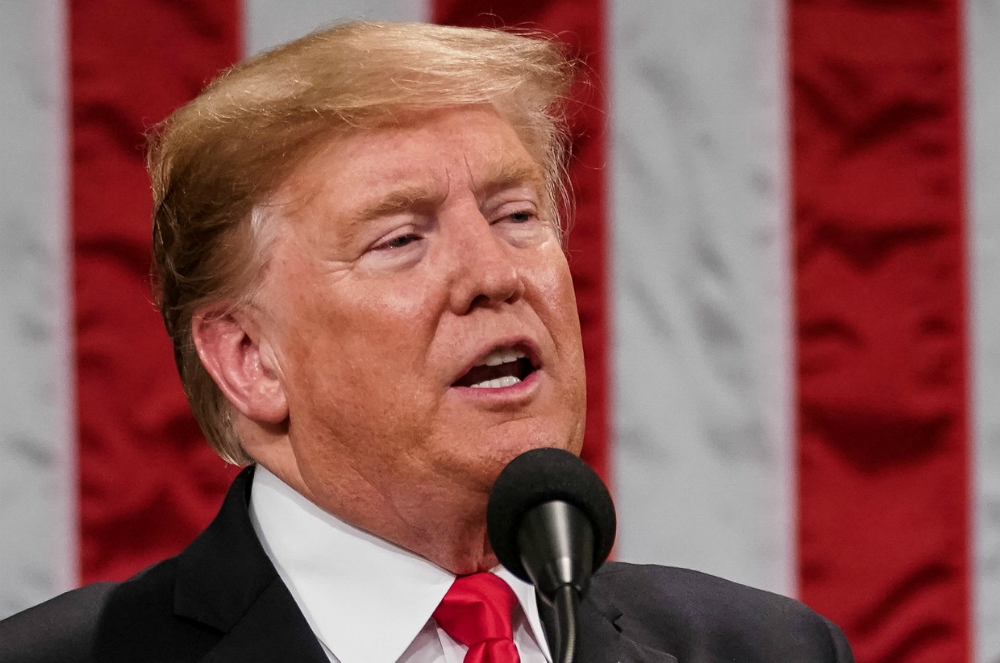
[198,578,329,663]
[171,467,327,663]
[572,596,624,663]
[539,589,678,663]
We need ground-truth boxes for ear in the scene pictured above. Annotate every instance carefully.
[191,307,288,425]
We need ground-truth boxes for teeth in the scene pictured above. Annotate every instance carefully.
[480,348,525,367]
[470,375,521,389]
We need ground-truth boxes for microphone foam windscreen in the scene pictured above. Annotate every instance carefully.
[486,447,617,582]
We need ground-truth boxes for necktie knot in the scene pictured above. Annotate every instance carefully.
[433,573,521,663]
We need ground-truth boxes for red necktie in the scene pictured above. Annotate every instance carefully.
[433,573,522,663]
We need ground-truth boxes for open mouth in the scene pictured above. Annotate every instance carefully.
[453,347,538,389]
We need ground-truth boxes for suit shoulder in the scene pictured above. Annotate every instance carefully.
[591,562,854,662]
[593,561,810,617]
[91,557,222,662]
[0,582,117,663]
[0,557,219,663]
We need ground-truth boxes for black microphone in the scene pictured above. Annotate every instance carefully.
[486,448,616,663]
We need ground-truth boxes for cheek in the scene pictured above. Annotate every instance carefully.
[277,294,442,431]
[282,277,437,363]
[534,256,583,342]
[539,258,588,417]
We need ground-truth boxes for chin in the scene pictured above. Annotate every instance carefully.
[482,432,576,480]
[476,554,501,573]
[437,419,583,493]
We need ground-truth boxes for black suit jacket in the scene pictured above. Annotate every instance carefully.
[0,468,854,662]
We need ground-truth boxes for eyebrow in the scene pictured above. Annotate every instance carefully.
[351,187,444,227]
[348,159,548,230]
[474,160,547,201]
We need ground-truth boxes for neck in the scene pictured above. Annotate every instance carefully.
[326,483,500,575]
[256,452,499,574]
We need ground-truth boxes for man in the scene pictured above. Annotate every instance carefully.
[0,22,853,663]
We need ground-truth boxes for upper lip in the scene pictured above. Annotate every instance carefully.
[450,337,542,387]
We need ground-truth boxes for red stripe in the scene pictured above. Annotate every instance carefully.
[431,0,611,485]
[71,0,242,583]
[790,2,972,661]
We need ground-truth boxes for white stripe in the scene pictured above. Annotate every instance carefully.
[245,0,428,56]
[964,0,1000,659]
[608,0,794,595]
[0,0,75,618]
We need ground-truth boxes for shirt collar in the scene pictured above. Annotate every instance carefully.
[249,466,551,663]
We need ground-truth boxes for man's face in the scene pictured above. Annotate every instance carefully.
[252,107,586,527]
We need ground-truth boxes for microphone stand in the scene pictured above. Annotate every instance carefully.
[551,585,580,663]
[517,501,594,663]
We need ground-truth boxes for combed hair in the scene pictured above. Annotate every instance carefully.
[148,21,576,464]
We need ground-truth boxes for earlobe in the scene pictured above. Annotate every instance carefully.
[191,308,288,425]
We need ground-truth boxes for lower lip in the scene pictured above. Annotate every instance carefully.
[449,369,542,403]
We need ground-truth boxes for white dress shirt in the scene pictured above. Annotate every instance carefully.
[248,466,552,663]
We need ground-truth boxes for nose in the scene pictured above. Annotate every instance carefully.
[442,208,525,314]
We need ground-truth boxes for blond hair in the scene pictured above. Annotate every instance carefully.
[148,21,576,464]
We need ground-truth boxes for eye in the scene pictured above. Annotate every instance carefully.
[491,204,539,225]
[372,232,421,251]
[506,210,536,223]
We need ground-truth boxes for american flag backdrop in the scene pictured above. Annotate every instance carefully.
[1,1,998,662]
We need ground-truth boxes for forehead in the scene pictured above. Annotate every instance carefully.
[278,107,545,210]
